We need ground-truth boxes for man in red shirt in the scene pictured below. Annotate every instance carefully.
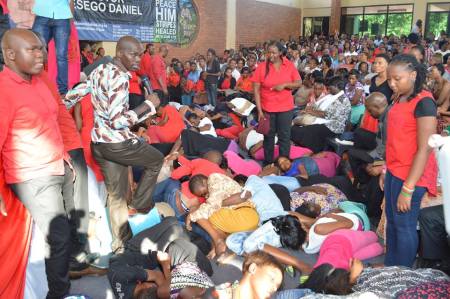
[138,42,154,78]
[0,28,71,299]
[150,45,169,106]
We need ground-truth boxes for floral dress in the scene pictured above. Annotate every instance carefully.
[290,183,347,214]
[345,81,366,125]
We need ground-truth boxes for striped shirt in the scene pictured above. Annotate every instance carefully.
[65,63,138,143]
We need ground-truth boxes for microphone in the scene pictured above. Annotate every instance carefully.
[140,75,153,94]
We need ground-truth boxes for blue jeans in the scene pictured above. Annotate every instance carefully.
[274,289,312,299]
[32,16,70,94]
[151,178,181,203]
[226,220,281,255]
[206,82,217,106]
[262,175,301,192]
[384,171,426,267]
[181,93,193,106]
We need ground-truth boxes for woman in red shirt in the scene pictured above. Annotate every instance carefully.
[252,42,302,164]
[383,54,437,267]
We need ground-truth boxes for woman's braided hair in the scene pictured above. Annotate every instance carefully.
[389,53,427,101]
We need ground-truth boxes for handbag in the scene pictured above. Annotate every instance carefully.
[256,113,270,135]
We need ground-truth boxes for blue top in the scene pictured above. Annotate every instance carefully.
[33,0,72,19]
[187,70,200,83]
[284,159,302,177]
[244,176,287,223]
[284,157,319,177]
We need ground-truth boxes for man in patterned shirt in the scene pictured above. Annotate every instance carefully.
[65,36,163,250]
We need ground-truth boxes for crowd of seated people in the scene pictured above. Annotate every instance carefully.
[2,24,450,299]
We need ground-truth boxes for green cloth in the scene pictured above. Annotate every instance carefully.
[338,201,370,231]
[351,104,366,125]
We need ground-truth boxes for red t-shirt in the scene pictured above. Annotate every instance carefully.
[184,79,196,93]
[168,71,181,87]
[150,54,167,91]
[151,106,185,143]
[0,67,64,183]
[386,90,437,195]
[80,95,104,181]
[138,52,152,77]
[40,71,82,152]
[129,71,142,95]
[0,0,8,14]
[171,155,226,180]
[196,80,206,93]
[360,111,379,133]
[220,78,231,90]
[251,57,301,112]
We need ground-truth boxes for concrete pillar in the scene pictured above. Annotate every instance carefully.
[226,0,237,49]
[330,0,341,35]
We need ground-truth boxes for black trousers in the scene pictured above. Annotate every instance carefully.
[264,110,294,164]
[291,124,336,153]
[92,138,163,250]
[128,93,145,110]
[11,174,71,299]
[181,129,230,157]
[419,205,450,260]
[68,148,89,249]
[155,89,169,107]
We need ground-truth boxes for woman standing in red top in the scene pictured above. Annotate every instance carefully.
[383,54,437,267]
[252,42,302,164]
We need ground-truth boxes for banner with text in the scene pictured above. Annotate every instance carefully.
[74,0,198,46]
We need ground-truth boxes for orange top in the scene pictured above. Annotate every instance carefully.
[196,80,206,93]
[168,71,181,87]
[237,77,253,92]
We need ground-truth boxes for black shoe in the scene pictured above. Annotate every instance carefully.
[69,256,89,272]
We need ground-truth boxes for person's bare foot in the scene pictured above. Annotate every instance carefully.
[207,248,216,260]
[214,238,227,257]
[217,250,236,264]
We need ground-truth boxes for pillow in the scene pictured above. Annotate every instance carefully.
[128,207,161,236]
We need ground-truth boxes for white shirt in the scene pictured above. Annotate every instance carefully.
[198,117,217,137]
[303,213,360,254]
[231,68,241,81]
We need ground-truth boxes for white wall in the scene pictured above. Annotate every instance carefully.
[256,0,303,8]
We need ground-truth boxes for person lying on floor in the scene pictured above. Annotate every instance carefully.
[203,251,284,299]
[186,112,217,137]
[274,229,383,298]
[290,183,348,215]
[151,150,227,218]
[166,129,238,158]
[186,174,287,259]
[301,254,448,297]
[145,105,185,144]
[226,206,370,272]
[238,127,312,161]
[275,151,341,179]
[108,217,213,299]
[185,173,259,258]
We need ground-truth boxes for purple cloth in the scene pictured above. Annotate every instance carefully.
[227,140,239,154]
[313,151,341,177]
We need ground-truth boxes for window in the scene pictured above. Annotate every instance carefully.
[425,3,450,38]
[341,4,414,37]
[303,18,313,38]
[303,17,330,37]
